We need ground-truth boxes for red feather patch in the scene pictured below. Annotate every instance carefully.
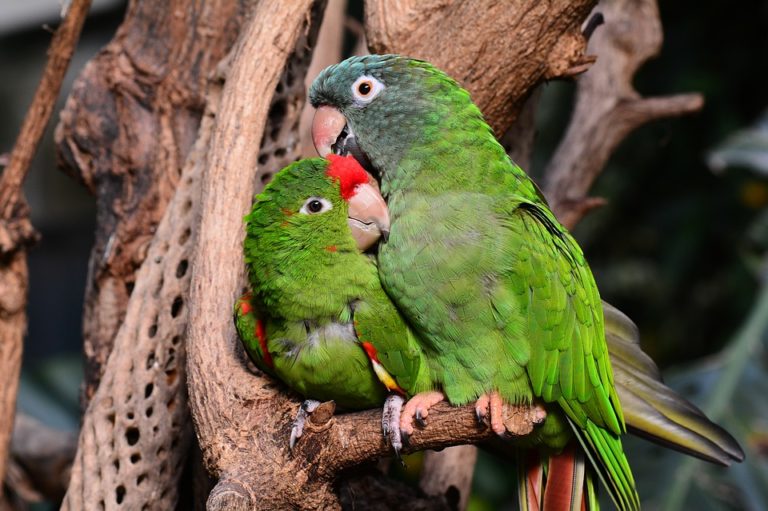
[255,319,274,369]
[325,154,369,200]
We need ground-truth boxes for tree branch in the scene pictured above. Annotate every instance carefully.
[542,0,704,228]
[364,0,597,134]
[0,0,91,501]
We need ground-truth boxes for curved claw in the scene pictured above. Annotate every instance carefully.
[400,391,445,437]
[415,409,427,428]
[382,394,405,457]
[289,399,321,450]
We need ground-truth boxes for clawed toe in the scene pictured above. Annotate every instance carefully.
[289,399,321,450]
[475,392,547,437]
[399,391,445,437]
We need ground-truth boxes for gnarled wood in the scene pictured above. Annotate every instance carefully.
[542,0,704,228]
[365,0,597,134]
[55,0,247,405]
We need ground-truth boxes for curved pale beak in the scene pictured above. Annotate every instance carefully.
[312,105,348,157]
[347,182,390,251]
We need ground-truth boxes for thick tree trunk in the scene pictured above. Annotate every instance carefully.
[56,0,249,405]
[56,0,255,508]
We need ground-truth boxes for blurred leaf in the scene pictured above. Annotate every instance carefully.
[708,110,768,174]
[624,281,768,510]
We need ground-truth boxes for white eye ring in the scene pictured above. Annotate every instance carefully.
[299,197,333,215]
[351,75,385,105]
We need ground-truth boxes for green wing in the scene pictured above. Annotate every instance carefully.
[502,200,639,511]
[352,290,432,397]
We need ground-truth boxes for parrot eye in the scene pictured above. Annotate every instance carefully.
[351,75,384,105]
[299,197,332,215]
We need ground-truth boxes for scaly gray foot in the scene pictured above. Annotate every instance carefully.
[289,399,321,450]
[382,394,405,456]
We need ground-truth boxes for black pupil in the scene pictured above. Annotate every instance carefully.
[358,82,372,95]
[308,200,323,213]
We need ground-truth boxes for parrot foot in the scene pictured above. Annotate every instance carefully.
[382,394,405,457]
[475,392,547,437]
[399,391,446,438]
[289,399,321,450]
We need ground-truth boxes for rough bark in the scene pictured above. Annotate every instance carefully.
[542,0,704,228]
[365,0,598,134]
[56,1,260,509]
[55,0,248,405]
[0,0,91,501]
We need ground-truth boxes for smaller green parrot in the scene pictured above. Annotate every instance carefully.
[234,155,431,448]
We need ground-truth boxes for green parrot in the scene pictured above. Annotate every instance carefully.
[234,155,432,449]
[308,55,743,510]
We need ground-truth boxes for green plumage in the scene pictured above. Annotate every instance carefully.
[235,158,430,410]
[311,55,638,510]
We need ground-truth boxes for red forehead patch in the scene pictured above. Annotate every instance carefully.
[325,154,369,200]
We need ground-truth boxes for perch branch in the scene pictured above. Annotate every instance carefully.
[0,0,91,500]
[542,0,704,228]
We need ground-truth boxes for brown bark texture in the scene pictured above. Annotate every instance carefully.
[55,0,248,405]
[55,0,318,508]
[365,0,598,134]
[0,0,91,502]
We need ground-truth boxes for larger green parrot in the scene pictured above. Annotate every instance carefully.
[308,55,743,510]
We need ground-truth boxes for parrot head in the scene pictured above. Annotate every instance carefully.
[309,55,484,185]
[245,156,389,267]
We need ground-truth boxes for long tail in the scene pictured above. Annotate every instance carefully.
[603,301,744,465]
[568,420,640,511]
[517,446,599,511]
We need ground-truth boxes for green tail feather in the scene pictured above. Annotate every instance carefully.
[604,301,745,465]
[568,418,640,511]
[585,465,600,511]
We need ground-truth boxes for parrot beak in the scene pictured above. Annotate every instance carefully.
[347,181,390,251]
[312,106,376,176]
[312,106,348,158]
